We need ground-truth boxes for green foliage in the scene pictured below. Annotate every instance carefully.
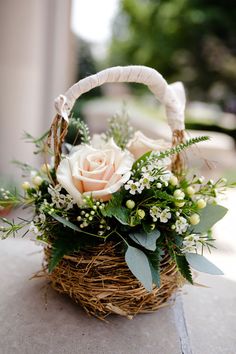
[102,190,130,225]
[125,245,153,291]
[66,117,91,146]
[192,204,228,234]
[132,136,210,175]
[129,230,160,251]
[185,253,223,275]
[50,213,111,239]
[48,236,77,272]
[174,253,193,284]
[149,261,161,288]
[147,247,162,287]
[0,217,29,239]
[109,0,236,105]
[23,130,50,155]
[50,213,80,232]
[104,111,134,149]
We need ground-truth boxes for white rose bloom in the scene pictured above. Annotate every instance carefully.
[56,138,134,205]
[127,131,170,160]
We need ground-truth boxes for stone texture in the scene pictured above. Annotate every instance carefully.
[0,238,182,354]
[182,190,236,354]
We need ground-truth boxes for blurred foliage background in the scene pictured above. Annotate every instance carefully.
[109,0,236,112]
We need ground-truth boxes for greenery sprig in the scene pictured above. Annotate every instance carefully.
[132,136,210,176]
[104,110,134,149]
[68,117,91,145]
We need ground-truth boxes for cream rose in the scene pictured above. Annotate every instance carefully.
[127,131,170,159]
[56,139,134,205]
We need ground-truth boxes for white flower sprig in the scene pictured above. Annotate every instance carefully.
[181,233,212,253]
[174,216,189,234]
[48,185,75,211]
[150,206,172,223]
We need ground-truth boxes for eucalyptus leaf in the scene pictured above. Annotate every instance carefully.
[114,211,130,225]
[125,246,153,292]
[192,204,228,234]
[129,230,160,251]
[186,253,224,275]
[51,213,80,232]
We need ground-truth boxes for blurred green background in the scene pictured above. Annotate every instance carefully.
[76,0,236,142]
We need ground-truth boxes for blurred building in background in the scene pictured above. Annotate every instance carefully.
[0,0,74,178]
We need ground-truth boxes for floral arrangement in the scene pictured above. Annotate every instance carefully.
[0,115,231,292]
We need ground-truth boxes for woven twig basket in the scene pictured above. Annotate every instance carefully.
[45,65,186,319]
[44,243,182,320]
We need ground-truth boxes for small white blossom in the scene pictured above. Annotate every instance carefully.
[150,206,162,222]
[125,180,143,195]
[142,172,155,182]
[175,216,189,234]
[34,212,46,224]
[159,208,172,223]
[182,234,202,253]
[140,172,154,189]
[160,171,172,183]
[150,207,171,223]
[48,185,75,211]
[153,157,171,169]
[29,221,42,237]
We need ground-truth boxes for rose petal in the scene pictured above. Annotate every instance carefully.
[74,173,108,192]
[56,157,83,204]
[84,171,131,201]
[127,131,170,159]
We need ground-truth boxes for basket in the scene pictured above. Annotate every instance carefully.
[44,243,182,319]
[45,65,186,319]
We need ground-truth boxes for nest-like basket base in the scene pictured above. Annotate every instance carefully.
[44,243,182,320]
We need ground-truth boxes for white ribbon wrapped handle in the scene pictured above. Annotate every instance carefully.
[54,65,186,132]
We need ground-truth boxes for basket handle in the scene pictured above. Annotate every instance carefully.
[54,65,186,132]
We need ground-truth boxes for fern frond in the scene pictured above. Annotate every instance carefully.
[68,117,91,145]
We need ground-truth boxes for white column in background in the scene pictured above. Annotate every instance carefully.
[0,0,74,179]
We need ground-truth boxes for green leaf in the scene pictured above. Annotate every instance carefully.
[51,213,80,232]
[48,245,65,272]
[132,151,151,170]
[174,254,193,284]
[185,253,224,275]
[102,190,130,225]
[113,209,130,225]
[193,204,228,233]
[129,230,160,251]
[125,246,153,292]
[48,237,76,272]
[148,260,161,287]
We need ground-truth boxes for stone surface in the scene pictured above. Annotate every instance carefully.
[0,238,182,354]
[182,190,236,354]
